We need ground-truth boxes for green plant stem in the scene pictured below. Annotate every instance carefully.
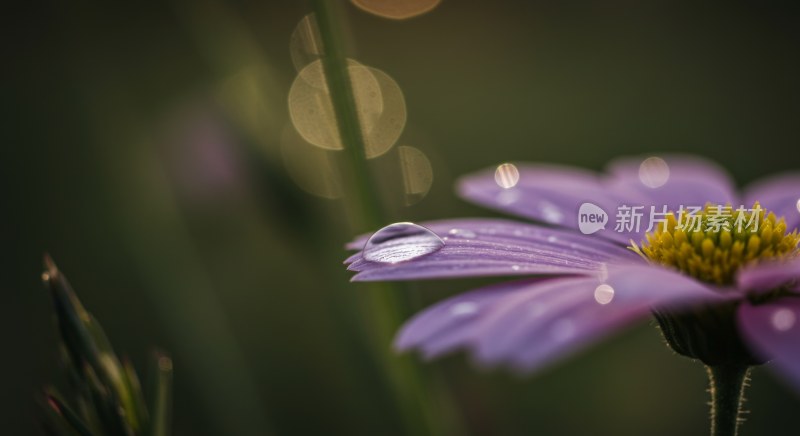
[310,0,383,230]
[706,365,750,436]
[309,1,456,435]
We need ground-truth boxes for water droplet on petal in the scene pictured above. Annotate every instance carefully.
[363,222,445,263]
[638,156,670,189]
[547,236,558,243]
[448,228,476,238]
[511,265,521,271]
[450,301,479,317]
[796,198,800,214]
[771,307,796,332]
[495,163,520,189]
[539,201,564,224]
[594,284,615,305]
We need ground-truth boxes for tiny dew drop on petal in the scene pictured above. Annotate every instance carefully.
[638,156,670,188]
[494,163,520,189]
[593,284,615,305]
[448,228,476,239]
[539,201,564,224]
[771,307,796,332]
[363,222,445,263]
[450,301,479,317]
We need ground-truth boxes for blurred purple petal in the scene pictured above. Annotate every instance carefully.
[738,299,800,392]
[455,158,740,244]
[604,154,738,213]
[743,173,800,231]
[475,264,726,372]
[456,164,646,244]
[396,263,724,373]
[737,258,800,294]
[394,278,554,358]
[347,219,636,281]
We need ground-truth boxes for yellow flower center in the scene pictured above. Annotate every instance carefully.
[632,202,800,285]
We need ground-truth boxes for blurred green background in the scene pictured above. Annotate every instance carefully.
[5,0,800,435]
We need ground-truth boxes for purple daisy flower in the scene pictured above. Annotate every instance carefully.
[344,154,800,396]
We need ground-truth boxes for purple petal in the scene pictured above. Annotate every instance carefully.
[737,258,800,295]
[604,154,738,213]
[456,158,740,244]
[396,263,725,374]
[394,277,553,358]
[475,264,727,372]
[347,219,637,281]
[743,173,800,231]
[738,299,800,392]
[456,164,648,244]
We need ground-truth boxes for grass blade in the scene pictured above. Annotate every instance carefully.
[147,352,173,436]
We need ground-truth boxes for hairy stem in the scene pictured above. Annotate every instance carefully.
[706,365,750,436]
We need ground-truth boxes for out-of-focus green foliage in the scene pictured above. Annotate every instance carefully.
[40,257,172,436]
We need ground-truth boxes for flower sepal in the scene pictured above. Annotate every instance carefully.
[654,301,766,366]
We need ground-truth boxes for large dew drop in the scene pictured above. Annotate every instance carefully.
[363,222,445,263]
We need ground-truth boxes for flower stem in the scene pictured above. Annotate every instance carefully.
[706,365,750,436]
[310,0,383,230]
[308,1,458,435]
